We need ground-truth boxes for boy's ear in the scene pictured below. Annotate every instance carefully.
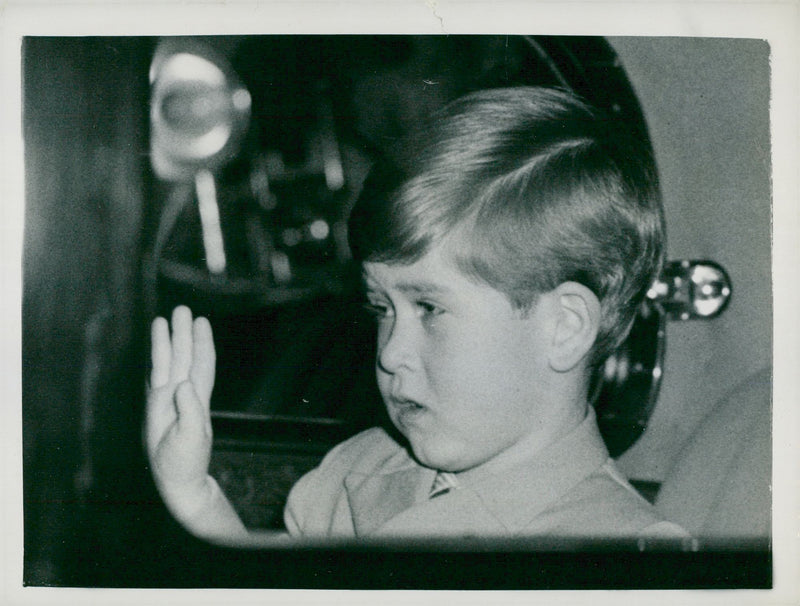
[546,281,601,372]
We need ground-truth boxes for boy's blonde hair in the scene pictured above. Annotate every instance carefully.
[349,86,665,366]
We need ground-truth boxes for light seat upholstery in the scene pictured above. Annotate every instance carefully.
[655,367,771,540]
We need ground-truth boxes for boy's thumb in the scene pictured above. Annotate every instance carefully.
[174,381,203,434]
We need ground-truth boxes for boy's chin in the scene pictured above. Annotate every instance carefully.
[404,434,474,473]
[385,411,490,472]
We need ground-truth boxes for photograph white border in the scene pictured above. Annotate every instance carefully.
[2,2,798,605]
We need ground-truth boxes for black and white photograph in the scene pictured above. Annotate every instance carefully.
[3,2,798,604]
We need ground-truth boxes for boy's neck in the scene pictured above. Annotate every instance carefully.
[455,392,589,486]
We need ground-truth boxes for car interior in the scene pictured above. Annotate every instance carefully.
[21,34,772,589]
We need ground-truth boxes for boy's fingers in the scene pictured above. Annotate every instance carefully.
[190,316,216,408]
[150,317,171,389]
[169,306,193,385]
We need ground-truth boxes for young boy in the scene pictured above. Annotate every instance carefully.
[146,86,686,545]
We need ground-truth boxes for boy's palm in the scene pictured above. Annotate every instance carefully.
[145,306,216,519]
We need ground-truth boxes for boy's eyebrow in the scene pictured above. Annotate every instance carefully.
[393,280,451,296]
[361,272,451,297]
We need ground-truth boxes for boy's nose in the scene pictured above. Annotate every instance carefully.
[377,316,417,375]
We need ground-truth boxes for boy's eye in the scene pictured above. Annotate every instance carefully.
[416,300,444,318]
[363,301,392,319]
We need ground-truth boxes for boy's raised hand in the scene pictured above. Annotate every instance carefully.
[145,306,217,525]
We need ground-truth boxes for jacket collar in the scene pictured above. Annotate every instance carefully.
[344,450,436,535]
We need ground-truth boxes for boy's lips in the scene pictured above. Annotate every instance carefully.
[390,395,425,409]
[388,394,428,416]
[389,397,429,430]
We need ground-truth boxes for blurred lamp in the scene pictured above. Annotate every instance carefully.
[150,39,251,275]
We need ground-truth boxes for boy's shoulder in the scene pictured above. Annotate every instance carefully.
[317,426,410,475]
[288,425,415,501]
[545,459,690,540]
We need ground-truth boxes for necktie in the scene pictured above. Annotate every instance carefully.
[429,471,459,499]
